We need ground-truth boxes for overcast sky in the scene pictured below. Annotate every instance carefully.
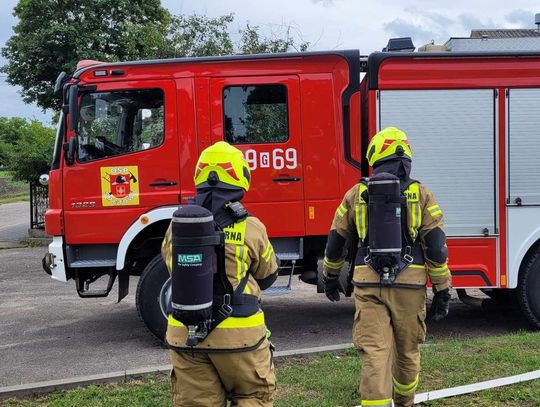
[1,0,539,125]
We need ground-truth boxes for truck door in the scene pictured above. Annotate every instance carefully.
[209,76,305,237]
[63,80,179,244]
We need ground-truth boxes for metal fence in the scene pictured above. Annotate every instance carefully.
[30,182,48,229]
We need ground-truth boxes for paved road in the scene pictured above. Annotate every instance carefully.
[0,247,532,387]
[0,202,29,247]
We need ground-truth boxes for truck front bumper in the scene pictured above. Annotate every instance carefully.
[42,236,68,282]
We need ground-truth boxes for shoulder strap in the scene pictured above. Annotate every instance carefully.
[214,202,249,230]
[400,178,419,194]
[402,179,421,243]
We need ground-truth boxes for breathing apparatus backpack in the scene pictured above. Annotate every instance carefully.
[170,201,255,347]
[363,172,414,285]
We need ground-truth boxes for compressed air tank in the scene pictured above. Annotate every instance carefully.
[170,205,219,326]
[367,172,402,256]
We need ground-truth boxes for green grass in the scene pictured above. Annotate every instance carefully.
[0,170,28,203]
[3,332,540,407]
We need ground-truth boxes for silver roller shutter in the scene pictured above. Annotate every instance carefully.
[508,89,540,205]
[379,90,496,236]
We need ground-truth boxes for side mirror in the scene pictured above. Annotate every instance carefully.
[63,136,78,166]
[68,85,79,132]
[39,173,49,186]
[54,72,68,95]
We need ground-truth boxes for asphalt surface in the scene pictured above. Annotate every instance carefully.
[0,202,30,248]
[0,247,533,388]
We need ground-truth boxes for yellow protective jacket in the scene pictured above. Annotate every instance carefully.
[162,215,279,351]
[323,180,451,292]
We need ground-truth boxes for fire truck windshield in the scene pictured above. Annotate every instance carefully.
[77,88,164,162]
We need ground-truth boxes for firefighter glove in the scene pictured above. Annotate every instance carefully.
[430,288,451,321]
[324,276,344,302]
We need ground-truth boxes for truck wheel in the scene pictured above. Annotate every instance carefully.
[136,254,170,342]
[517,249,540,329]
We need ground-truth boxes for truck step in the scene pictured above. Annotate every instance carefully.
[263,285,292,296]
[70,259,116,268]
[275,252,300,261]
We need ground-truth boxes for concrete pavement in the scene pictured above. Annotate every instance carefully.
[0,201,30,248]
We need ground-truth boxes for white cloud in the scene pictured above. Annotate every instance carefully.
[506,9,536,27]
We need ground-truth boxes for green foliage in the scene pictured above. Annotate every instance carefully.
[0,117,36,167]
[7,120,55,183]
[239,24,309,54]
[164,14,235,58]
[2,0,170,110]
[0,117,29,145]
[0,139,11,168]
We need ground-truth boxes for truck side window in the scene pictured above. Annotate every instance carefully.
[223,85,288,144]
[77,88,164,162]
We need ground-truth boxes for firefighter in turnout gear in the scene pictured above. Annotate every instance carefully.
[162,141,279,407]
[323,127,452,407]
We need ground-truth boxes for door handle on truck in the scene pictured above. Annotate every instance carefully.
[149,181,177,187]
[272,177,301,182]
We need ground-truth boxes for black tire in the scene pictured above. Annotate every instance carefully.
[136,254,170,342]
[517,249,540,329]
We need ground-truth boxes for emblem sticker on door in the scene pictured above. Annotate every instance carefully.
[100,166,140,207]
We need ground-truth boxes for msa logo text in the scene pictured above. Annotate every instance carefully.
[178,253,203,265]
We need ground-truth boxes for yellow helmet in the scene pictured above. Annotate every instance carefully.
[194,141,251,191]
[366,127,412,167]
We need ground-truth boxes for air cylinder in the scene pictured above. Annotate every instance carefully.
[367,172,402,258]
[171,205,220,326]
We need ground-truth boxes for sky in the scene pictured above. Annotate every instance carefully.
[0,0,539,125]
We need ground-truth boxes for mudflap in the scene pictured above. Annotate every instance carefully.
[118,269,129,302]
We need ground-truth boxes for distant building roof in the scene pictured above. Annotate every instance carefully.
[445,37,540,52]
[470,29,540,38]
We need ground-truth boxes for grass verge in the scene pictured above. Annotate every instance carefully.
[0,171,28,203]
[2,332,540,407]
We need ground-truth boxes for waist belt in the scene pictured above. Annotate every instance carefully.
[214,293,260,318]
[354,242,425,266]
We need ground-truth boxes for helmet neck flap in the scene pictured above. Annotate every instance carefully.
[373,157,411,182]
[193,187,244,215]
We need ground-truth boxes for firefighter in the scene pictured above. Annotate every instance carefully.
[323,127,452,407]
[162,141,279,407]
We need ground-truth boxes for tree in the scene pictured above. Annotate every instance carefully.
[2,0,170,110]
[0,117,32,167]
[7,120,55,183]
[239,24,309,54]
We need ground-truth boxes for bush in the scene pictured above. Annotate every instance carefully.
[7,120,55,183]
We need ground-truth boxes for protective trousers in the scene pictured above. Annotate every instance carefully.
[169,338,275,407]
[353,286,427,407]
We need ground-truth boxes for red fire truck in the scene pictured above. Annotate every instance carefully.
[42,48,540,340]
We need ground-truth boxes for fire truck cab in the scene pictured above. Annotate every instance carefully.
[44,49,540,340]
